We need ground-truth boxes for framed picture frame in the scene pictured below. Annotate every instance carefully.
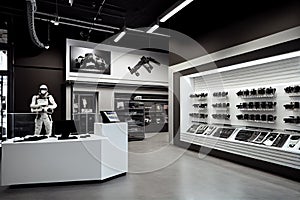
[72,91,98,134]
[70,46,111,75]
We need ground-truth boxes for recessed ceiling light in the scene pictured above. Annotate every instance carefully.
[146,24,159,33]
[114,30,126,42]
[160,0,193,22]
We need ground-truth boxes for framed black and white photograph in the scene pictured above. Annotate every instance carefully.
[73,92,97,114]
[72,91,98,134]
[70,46,111,75]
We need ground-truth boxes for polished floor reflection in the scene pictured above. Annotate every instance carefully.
[0,132,299,200]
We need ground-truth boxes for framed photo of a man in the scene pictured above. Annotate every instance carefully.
[72,91,98,134]
[70,46,111,75]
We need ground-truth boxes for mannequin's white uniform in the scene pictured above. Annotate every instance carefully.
[30,88,57,136]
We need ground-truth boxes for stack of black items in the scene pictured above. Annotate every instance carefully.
[189,93,208,98]
[213,91,228,97]
[284,102,300,110]
[212,103,230,108]
[236,102,276,110]
[236,114,276,122]
[283,116,300,124]
[236,87,276,97]
[284,85,300,94]
[212,114,230,120]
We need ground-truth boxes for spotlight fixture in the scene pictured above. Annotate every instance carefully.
[50,16,60,26]
[51,0,60,25]
[45,22,50,49]
[160,0,194,22]
[114,29,126,43]
[146,24,159,33]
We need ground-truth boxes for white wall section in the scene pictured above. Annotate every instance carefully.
[66,39,169,86]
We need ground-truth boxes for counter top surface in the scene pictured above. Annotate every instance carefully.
[2,134,107,145]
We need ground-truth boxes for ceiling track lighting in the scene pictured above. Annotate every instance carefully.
[45,22,50,49]
[36,12,120,30]
[160,0,194,22]
[35,17,115,33]
[50,16,60,26]
[69,0,74,6]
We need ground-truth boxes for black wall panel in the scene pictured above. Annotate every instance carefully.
[14,66,64,121]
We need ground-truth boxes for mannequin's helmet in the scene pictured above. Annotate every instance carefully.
[39,84,48,95]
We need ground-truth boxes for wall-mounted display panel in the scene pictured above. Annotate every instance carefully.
[180,51,300,169]
[70,46,111,74]
[66,39,169,86]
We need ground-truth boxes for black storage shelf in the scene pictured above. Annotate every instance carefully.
[115,93,168,135]
[115,93,146,141]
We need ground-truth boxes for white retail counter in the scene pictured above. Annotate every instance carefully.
[94,122,128,180]
[1,122,128,186]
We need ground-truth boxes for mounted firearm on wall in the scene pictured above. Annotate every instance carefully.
[128,56,160,76]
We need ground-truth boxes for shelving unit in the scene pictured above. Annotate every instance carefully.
[212,91,230,120]
[179,51,300,170]
[283,85,300,126]
[115,94,145,141]
[133,94,168,133]
[238,109,276,111]
[181,124,300,169]
[236,120,276,124]
[238,95,276,99]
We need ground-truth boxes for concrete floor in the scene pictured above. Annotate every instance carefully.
[0,132,299,200]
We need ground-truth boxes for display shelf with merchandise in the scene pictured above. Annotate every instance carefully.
[115,93,168,135]
[182,123,300,169]
[115,93,145,141]
[180,51,300,170]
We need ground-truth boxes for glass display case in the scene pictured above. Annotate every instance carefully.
[6,113,36,139]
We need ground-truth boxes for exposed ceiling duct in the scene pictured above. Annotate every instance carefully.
[26,0,47,49]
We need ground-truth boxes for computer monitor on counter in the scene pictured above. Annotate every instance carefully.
[100,111,120,123]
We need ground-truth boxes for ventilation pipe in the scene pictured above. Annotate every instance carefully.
[26,0,46,49]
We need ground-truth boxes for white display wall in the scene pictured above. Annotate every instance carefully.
[181,51,300,132]
[180,51,300,169]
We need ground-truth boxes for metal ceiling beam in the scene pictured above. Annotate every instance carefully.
[36,12,120,30]
[73,0,125,14]
[38,0,125,19]
[35,17,115,34]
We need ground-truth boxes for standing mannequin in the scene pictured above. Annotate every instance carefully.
[30,84,57,136]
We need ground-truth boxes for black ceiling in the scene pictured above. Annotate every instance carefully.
[0,0,177,28]
[0,0,178,54]
[165,0,300,39]
[0,0,299,53]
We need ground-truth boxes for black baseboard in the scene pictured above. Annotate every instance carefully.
[175,140,300,182]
